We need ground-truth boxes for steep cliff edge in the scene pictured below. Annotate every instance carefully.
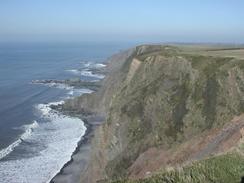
[66,45,244,183]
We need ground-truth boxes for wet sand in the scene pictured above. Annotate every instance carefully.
[50,115,104,183]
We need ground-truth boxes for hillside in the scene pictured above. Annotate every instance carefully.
[64,45,244,183]
[113,152,244,183]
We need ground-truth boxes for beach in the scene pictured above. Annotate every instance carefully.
[50,115,105,183]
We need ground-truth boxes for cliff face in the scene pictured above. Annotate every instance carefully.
[74,45,244,183]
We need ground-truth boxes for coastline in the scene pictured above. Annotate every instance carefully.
[46,61,108,182]
[49,84,105,183]
[49,48,132,183]
[50,113,104,183]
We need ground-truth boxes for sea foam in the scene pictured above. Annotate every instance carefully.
[66,69,105,79]
[94,63,106,68]
[66,62,106,79]
[0,121,38,161]
[0,101,86,183]
[80,70,105,79]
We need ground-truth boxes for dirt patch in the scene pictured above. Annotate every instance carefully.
[126,58,141,83]
[128,114,244,179]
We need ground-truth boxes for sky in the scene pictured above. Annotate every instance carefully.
[0,0,244,43]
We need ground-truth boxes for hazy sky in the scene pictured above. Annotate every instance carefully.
[0,0,244,43]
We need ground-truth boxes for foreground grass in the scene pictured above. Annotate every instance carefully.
[112,153,244,183]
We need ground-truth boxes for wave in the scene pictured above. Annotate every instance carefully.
[65,69,80,75]
[0,101,86,183]
[32,80,93,97]
[74,88,93,94]
[0,121,39,160]
[0,86,49,116]
[94,63,106,68]
[80,70,105,79]
[68,90,74,95]
[32,79,95,100]
[66,69,105,79]
[83,62,91,68]
[67,62,106,79]
[66,88,93,99]
[82,62,106,69]
[37,101,64,116]
[46,83,74,90]
[32,81,74,91]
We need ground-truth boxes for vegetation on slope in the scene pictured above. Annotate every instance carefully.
[112,153,244,183]
[103,46,244,180]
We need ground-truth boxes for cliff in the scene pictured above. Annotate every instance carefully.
[65,45,244,183]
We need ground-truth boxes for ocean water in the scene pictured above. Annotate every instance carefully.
[0,42,130,183]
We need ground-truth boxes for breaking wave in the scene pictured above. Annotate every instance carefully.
[0,101,86,183]
[0,121,39,160]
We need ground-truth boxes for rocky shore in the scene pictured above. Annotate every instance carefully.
[32,78,102,91]
[46,47,133,183]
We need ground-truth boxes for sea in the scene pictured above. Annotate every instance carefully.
[0,42,131,183]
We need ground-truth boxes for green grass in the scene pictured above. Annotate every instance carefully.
[111,153,244,183]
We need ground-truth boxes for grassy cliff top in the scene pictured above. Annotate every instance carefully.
[134,44,244,60]
[112,152,244,183]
